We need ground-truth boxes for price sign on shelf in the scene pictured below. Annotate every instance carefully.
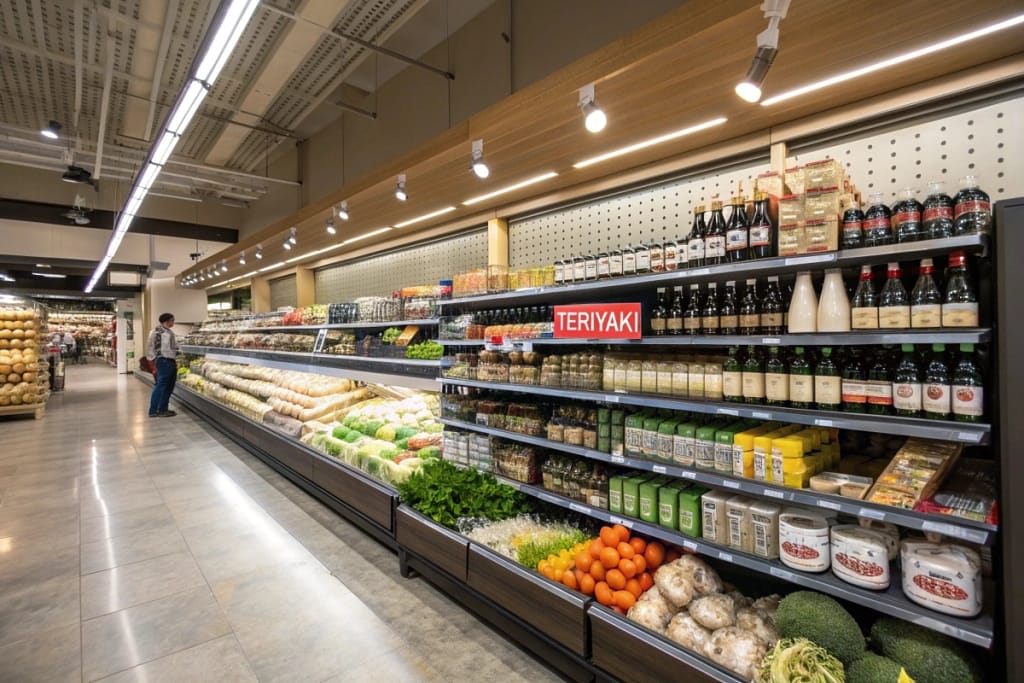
[553,303,642,339]
[652,465,667,474]
[312,329,329,354]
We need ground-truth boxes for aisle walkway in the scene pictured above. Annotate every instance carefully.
[0,365,563,682]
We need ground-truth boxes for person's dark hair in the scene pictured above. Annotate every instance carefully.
[159,313,174,323]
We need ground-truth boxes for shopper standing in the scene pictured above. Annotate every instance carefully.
[146,313,178,417]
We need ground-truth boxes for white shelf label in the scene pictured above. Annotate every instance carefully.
[609,516,634,529]
[769,566,794,581]
[723,480,741,489]
[858,508,886,521]
[752,411,771,420]
[764,489,785,499]
[718,552,734,563]
[717,408,739,416]
[690,268,711,276]
[761,338,781,345]
[682,540,697,551]
[814,419,834,427]
[958,431,983,443]
[921,520,985,543]
[539,492,559,504]
[652,465,667,474]
[605,395,621,403]
[611,455,625,464]
[817,500,842,511]
[784,253,835,266]
[681,470,697,480]
[569,503,590,514]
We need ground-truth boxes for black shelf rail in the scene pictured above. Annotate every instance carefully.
[481,469,995,648]
[438,378,991,445]
[439,418,997,545]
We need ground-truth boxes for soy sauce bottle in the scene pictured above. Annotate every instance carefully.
[788,347,814,409]
[951,343,984,423]
[719,281,739,335]
[893,344,922,417]
[748,191,775,259]
[687,207,707,269]
[922,181,954,240]
[892,188,923,243]
[867,347,894,416]
[683,284,702,336]
[863,193,893,246]
[725,190,749,263]
[701,282,720,335]
[841,202,865,249]
[704,200,727,266]
[922,344,951,420]
[953,175,992,235]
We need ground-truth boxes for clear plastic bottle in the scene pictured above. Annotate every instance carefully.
[910,258,942,328]
[878,262,910,329]
[922,181,954,240]
[892,188,923,243]
[787,272,818,333]
[863,192,893,246]
[953,175,992,235]
[817,269,851,332]
[851,265,878,329]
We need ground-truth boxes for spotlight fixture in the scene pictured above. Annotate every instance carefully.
[239,251,246,265]
[220,259,227,273]
[578,83,606,133]
[326,217,336,235]
[283,227,297,250]
[338,201,349,221]
[255,244,263,259]
[734,0,790,103]
[395,174,407,201]
[470,139,489,178]
[40,120,61,140]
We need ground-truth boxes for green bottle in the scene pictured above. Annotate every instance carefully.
[723,346,744,403]
[741,345,765,405]
[867,346,894,416]
[814,347,841,411]
[765,346,789,407]
[922,344,951,420]
[788,347,813,409]
[893,344,922,417]
[951,343,983,423]
[841,348,867,413]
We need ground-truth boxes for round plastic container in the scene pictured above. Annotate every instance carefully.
[901,541,982,617]
[779,511,831,572]
[830,525,891,590]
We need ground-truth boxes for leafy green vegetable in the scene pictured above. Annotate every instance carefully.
[396,460,531,528]
[342,430,362,443]
[382,327,402,344]
[416,446,441,459]
[332,426,349,440]
[395,438,409,451]
[405,340,444,359]
[395,426,418,441]
[756,638,845,683]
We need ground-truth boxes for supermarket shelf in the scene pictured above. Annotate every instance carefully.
[181,345,441,391]
[485,471,995,648]
[437,329,991,347]
[438,378,991,444]
[441,235,988,309]
[192,318,440,334]
[440,418,997,545]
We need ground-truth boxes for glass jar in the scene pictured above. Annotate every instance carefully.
[704,360,724,400]
[626,359,644,392]
[688,360,706,398]
[609,249,624,277]
[657,361,674,395]
[642,359,659,393]
[672,361,690,397]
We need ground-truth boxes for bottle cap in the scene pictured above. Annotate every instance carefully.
[920,258,933,269]
[694,205,705,213]
[960,343,975,353]
[708,282,717,288]
[948,250,966,267]
[711,200,723,210]
[821,347,832,356]
[959,175,979,188]
[754,191,768,200]
[901,343,915,352]
[768,275,779,282]
[869,192,884,203]
[726,280,736,286]
[927,180,945,193]
[901,188,917,199]
[795,346,804,353]
[860,264,872,274]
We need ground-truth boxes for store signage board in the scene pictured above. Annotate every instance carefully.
[553,303,642,339]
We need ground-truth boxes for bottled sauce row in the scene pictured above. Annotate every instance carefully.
[841,176,992,249]
[721,344,983,422]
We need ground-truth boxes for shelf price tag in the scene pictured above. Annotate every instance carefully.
[858,508,886,521]
[605,394,621,403]
[764,489,785,499]
[958,431,983,443]
[610,455,625,464]
[569,503,590,515]
[538,492,559,504]
[722,480,741,489]
[814,419,834,427]
[717,407,739,417]
[682,540,697,551]
[770,566,794,581]
[761,338,781,345]
[752,411,771,420]
[921,521,986,544]
[718,552,734,563]
[784,253,835,266]
[652,465,667,474]
[817,500,842,511]
[610,516,634,529]
[680,470,697,480]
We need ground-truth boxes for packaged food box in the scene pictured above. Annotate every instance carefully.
[658,482,689,530]
[778,223,804,256]
[830,525,891,590]
[785,166,806,195]
[866,438,963,509]
[803,159,843,192]
[901,541,982,617]
[913,458,998,524]
[702,490,732,545]
[678,485,709,537]
[803,218,839,253]
[779,194,805,224]
[805,189,841,220]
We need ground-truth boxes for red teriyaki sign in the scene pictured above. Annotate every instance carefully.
[553,303,643,339]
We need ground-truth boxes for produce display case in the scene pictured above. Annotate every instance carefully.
[0,302,50,419]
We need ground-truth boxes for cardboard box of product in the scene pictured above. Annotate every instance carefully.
[658,482,690,530]
[678,485,710,537]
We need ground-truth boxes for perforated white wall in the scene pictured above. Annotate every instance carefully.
[269,274,297,310]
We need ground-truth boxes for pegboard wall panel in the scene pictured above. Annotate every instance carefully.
[314,229,488,302]
[509,161,767,269]
[269,274,297,310]
[788,95,1024,204]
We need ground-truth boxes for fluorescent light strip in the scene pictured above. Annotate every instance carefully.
[284,244,343,264]
[258,261,286,272]
[761,13,1024,106]
[32,272,66,279]
[194,0,262,83]
[341,227,393,245]
[572,117,728,169]
[166,80,207,133]
[137,162,161,191]
[393,206,456,228]
[150,130,179,166]
[462,172,559,206]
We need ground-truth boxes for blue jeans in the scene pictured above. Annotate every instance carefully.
[149,357,177,415]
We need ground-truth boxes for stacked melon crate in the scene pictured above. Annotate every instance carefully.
[0,304,50,418]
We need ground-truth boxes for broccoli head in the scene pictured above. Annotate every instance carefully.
[847,652,909,683]
[870,617,982,683]
[776,591,866,665]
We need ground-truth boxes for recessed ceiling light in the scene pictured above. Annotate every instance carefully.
[40,120,61,139]
[32,272,67,279]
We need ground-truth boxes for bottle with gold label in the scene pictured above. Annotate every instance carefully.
[814,347,841,410]
[667,286,684,336]
[911,258,942,328]
[742,345,765,404]
[705,199,727,265]
[687,206,706,268]
[725,187,749,263]
[739,278,760,335]
[765,346,789,406]
[702,282,720,334]
[760,276,785,335]
[749,191,775,259]
[942,251,979,327]
[789,346,813,409]
[720,281,739,335]
[878,262,910,329]
[683,284,702,336]
[851,265,878,329]
[650,288,668,336]
[723,346,744,402]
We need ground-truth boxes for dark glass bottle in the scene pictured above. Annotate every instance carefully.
[841,202,865,249]
[953,175,992,235]
[704,200,727,265]
[951,343,983,423]
[701,282,720,335]
[723,346,744,403]
[760,276,784,335]
[863,192,893,246]
[788,347,813,409]
[910,258,942,329]
[765,346,789,407]
[922,344,951,420]
[893,344,922,417]
[814,347,841,411]
[892,188,923,243]
[922,181,954,240]
[650,287,668,336]
[739,278,760,335]
[841,348,867,413]
[851,265,878,329]
[748,191,774,259]
[741,345,765,404]
[878,262,910,329]
[687,206,706,269]
[725,190,749,263]
[667,286,684,336]
[867,347,894,416]
[942,251,979,328]
[683,284,702,336]
[719,281,739,335]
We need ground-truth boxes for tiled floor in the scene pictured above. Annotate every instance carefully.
[0,365,564,682]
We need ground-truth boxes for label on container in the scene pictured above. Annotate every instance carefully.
[650,318,667,334]
[754,450,769,481]
[866,380,894,407]
[622,252,636,274]
[723,371,743,399]
[683,318,700,331]
[841,380,868,404]
[750,225,771,248]
[585,260,598,280]
[739,314,760,331]
[609,254,623,276]
[687,240,705,264]
[864,216,891,236]
[597,258,610,278]
[954,200,991,219]
[852,307,879,329]
[766,373,789,402]
[761,312,783,329]
[697,441,716,470]
[684,437,698,466]
[941,303,979,327]
[650,249,664,273]
[952,385,983,417]
[573,261,586,281]
[842,219,863,242]
[702,316,720,331]
[689,371,706,398]
[676,246,689,269]
[893,382,922,412]
[719,314,738,331]
[790,376,813,403]
[663,245,677,270]
[815,376,841,406]
[732,445,746,476]
[636,251,651,272]
[743,372,766,400]
[715,443,734,473]
[923,383,951,415]
[896,210,921,225]
[705,235,726,259]
[878,306,911,329]
[924,206,953,222]
[554,263,565,283]
[911,304,942,328]
[726,228,748,252]
[673,435,690,465]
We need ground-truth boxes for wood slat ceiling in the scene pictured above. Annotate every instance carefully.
[184,0,1024,287]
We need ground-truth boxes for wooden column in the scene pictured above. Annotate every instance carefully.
[488,217,509,267]
[251,276,271,313]
[770,141,788,175]
[295,267,316,306]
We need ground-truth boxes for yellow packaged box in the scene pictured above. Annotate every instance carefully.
[865,438,963,509]
[803,218,839,253]
[803,159,843,192]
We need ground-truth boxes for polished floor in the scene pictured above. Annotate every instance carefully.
[0,364,563,682]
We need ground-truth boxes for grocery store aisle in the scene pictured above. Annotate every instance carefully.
[0,365,562,683]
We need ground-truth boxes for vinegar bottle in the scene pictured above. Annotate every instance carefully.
[787,271,818,333]
[817,269,851,332]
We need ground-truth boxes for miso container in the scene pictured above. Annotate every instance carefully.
[657,418,680,462]
[695,423,723,470]
[658,482,689,530]
[622,474,653,518]
[642,416,664,458]
[714,423,744,474]
[608,474,628,514]
[624,411,648,458]
[701,490,733,544]
[678,485,710,537]
[639,478,665,523]
[673,420,700,467]
[672,361,690,397]
[688,360,706,398]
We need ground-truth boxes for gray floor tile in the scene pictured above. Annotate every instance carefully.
[80,502,176,544]
[0,505,80,547]
[0,536,79,585]
[95,634,258,683]
[80,485,164,520]
[186,527,315,585]
[320,644,447,683]
[0,572,80,647]
[0,621,81,682]
[81,524,190,575]
[81,586,232,682]
[81,550,207,619]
